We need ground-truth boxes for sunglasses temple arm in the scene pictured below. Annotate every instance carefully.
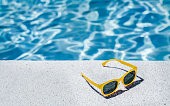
[102,59,137,69]
[81,73,100,89]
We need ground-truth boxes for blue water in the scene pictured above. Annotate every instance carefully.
[0,0,170,60]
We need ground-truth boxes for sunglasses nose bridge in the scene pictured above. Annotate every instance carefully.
[116,77,123,85]
[119,76,124,81]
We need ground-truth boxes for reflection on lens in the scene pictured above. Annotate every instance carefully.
[124,71,136,85]
[103,81,117,94]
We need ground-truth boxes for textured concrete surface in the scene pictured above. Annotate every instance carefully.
[0,61,169,106]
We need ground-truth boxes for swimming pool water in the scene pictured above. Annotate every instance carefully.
[0,0,170,60]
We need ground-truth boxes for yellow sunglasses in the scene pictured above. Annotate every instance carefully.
[81,59,137,96]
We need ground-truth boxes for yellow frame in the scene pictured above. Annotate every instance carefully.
[81,59,137,96]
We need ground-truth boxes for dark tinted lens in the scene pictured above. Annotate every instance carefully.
[103,81,118,94]
[124,71,136,85]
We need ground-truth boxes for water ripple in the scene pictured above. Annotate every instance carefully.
[0,0,170,60]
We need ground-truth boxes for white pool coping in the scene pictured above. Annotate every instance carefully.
[0,61,169,106]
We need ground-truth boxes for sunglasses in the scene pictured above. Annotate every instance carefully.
[81,59,137,96]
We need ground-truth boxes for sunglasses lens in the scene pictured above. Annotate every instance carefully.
[103,81,118,94]
[124,71,136,85]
